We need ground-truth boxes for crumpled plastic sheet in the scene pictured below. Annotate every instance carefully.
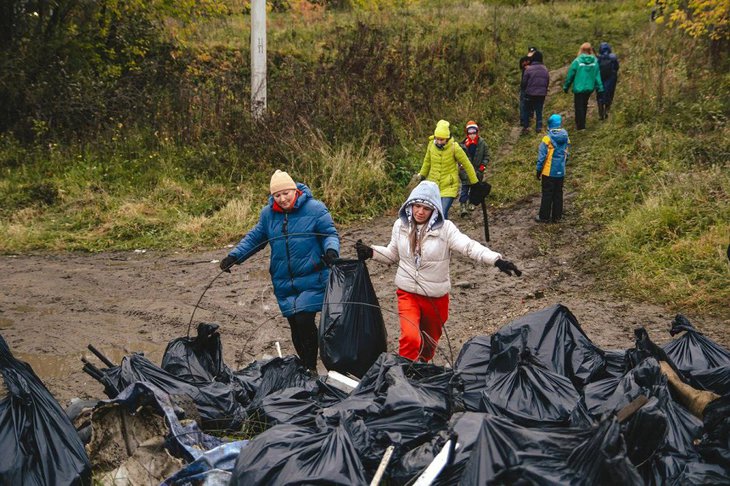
[97,353,246,431]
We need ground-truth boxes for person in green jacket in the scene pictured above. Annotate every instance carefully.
[563,42,604,130]
[417,119,478,219]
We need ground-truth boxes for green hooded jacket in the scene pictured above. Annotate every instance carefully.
[563,54,605,94]
[419,137,478,198]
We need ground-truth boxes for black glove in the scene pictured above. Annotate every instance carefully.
[322,249,339,266]
[220,255,237,273]
[355,239,373,260]
[536,170,542,181]
[495,259,522,277]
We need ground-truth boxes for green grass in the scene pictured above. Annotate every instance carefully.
[570,26,729,313]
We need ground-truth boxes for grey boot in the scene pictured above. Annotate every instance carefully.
[459,202,468,217]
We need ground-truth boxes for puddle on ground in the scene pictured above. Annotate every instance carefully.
[13,341,166,381]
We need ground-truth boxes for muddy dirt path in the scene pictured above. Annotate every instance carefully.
[1,65,727,405]
[3,198,727,406]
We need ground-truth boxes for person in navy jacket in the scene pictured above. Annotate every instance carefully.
[220,170,340,371]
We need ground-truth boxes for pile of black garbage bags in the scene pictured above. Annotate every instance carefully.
[1,304,729,485]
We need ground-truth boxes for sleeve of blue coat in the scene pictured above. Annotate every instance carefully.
[228,209,268,264]
[536,140,548,173]
[314,206,340,255]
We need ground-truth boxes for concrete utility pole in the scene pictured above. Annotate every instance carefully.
[251,0,266,120]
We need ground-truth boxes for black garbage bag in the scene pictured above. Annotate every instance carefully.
[245,355,321,411]
[697,395,730,470]
[477,345,579,426]
[663,315,730,371]
[96,353,246,431]
[259,387,324,428]
[258,381,348,429]
[670,462,729,485]
[690,366,730,396]
[454,335,491,411]
[662,315,730,395]
[319,259,387,378]
[0,335,91,485]
[604,349,628,378]
[459,414,641,485]
[230,423,367,486]
[162,323,227,383]
[581,356,705,483]
[489,304,606,389]
[468,181,491,205]
[322,354,460,472]
[230,358,267,403]
[626,327,694,386]
[390,412,489,485]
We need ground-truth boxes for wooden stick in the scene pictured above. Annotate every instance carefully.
[87,344,115,368]
[369,445,395,486]
[659,361,719,419]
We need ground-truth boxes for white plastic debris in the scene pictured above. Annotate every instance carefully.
[326,370,359,393]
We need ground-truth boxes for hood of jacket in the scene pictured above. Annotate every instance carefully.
[599,42,612,55]
[577,53,597,66]
[547,128,569,148]
[267,182,312,210]
[398,180,444,230]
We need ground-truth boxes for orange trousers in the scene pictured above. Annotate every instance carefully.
[396,289,450,362]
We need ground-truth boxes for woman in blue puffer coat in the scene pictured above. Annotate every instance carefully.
[219,170,340,371]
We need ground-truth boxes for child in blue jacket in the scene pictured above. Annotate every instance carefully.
[535,114,570,222]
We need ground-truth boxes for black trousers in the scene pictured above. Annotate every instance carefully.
[573,92,592,130]
[539,176,564,222]
[286,311,318,370]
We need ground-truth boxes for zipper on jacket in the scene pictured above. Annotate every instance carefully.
[283,213,299,305]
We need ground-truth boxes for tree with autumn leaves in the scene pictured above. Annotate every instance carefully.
[652,0,728,41]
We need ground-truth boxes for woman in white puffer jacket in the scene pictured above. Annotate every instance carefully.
[355,181,521,362]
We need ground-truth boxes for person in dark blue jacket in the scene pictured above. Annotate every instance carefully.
[219,170,340,371]
[596,42,620,120]
[535,114,570,223]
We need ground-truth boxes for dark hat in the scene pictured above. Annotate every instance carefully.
[527,46,537,55]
